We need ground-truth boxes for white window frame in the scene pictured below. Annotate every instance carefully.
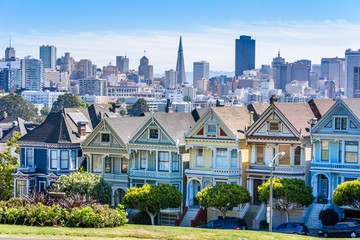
[60,150,69,169]
[50,149,58,169]
[26,148,34,168]
[206,124,217,135]
[140,151,147,169]
[70,150,77,170]
[215,148,228,169]
[148,128,159,140]
[230,149,238,168]
[195,148,204,167]
[334,117,348,131]
[101,132,111,143]
[268,121,280,132]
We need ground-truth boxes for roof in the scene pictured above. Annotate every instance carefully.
[19,104,111,145]
[342,99,360,120]
[247,103,271,121]
[0,116,38,143]
[308,99,336,119]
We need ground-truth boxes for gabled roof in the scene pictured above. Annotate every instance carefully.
[0,116,38,143]
[247,103,271,121]
[342,99,360,121]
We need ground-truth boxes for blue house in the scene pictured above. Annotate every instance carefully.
[13,104,111,197]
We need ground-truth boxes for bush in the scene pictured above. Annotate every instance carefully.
[132,211,151,225]
[319,209,339,226]
[0,198,127,228]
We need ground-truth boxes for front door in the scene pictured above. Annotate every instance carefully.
[320,177,328,200]
[253,179,263,205]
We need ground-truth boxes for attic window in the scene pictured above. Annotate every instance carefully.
[269,122,280,132]
[149,129,159,139]
[101,133,110,143]
[207,124,216,134]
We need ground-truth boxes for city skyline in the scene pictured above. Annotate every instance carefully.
[1,0,360,73]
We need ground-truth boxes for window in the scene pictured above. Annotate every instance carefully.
[345,141,358,163]
[26,148,34,167]
[294,147,301,165]
[216,148,227,169]
[39,181,46,191]
[256,146,264,164]
[231,149,238,168]
[71,150,77,170]
[195,148,204,167]
[121,157,128,173]
[335,117,347,130]
[321,141,329,161]
[279,145,291,165]
[140,151,147,169]
[50,150,57,169]
[269,122,280,131]
[159,151,169,171]
[101,133,110,142]
[92,154,102,173]
[172,154,179,172]
[60,150,69,169]
[16,180,27,197]
[207,124,216,134]
[149,129,159,139]
[105,156,111,173]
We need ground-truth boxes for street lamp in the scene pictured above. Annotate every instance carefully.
[269,151,285,232]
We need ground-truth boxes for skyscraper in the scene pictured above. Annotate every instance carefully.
[235,35,255,77]
[321,57,345,91]
[20,56,44,91]
[165,69,177,88]
[76,59,96,79]
[345,49,360,98]
[193,61,209,85]
[39,45,57,69]
[138,56,153,81]
[116,56,129,73]
[176,36,186,85]
[5,40,15,61]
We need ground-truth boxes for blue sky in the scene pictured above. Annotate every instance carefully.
[1,0,360,73]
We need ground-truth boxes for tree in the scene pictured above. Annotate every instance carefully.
[258,178,314,222]
[128,98,149,116]
[51,171,112,204]
[51,93,86,112]
[36,108,50,123]
[0,132,22,200]
[319,209,339,226]
[333,180,360,208]
[123,184,182,225]
[183,96,192,102]
[0,94,37,121]
[196,183,251,218]
[119,109,127,116]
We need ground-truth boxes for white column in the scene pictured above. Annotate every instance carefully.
[342,141,345,164]
[169,151,172,173]
[57,150,60,170]
[155,150,158,172]
[227,148,231,169]
[290,145,294,166]
[89,154,92,173]
[328,175,332,201]
[13,179,17,197]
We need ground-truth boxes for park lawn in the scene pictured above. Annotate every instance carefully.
[0,224,328,240]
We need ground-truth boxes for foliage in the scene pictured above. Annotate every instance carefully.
[333,180,360,208]
[0,132,22,201]
[258,178,314,222]
[130,211,151,225]
[196,183,251,218]
[128,98,149,116]
[0,199,127,227]
[36,108,50,123]
[0,94,37,121]
[123,184,182,225]
[51,171,112,204]
[51,93,86,112]
[183,95,192,102]
[319,209,339,226]
[119,109,128,116]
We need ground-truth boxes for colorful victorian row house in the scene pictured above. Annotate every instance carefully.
[13,104,111,197]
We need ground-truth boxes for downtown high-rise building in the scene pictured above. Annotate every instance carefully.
[116,56,129,73]
[345,49,360,98]
[39,45,57,69]
[75,59,97,79]
[193,61,209,85]
[176,36,186,85]
[321,57,345,91]
[20,56,44,91]
[138,56,153,81]
[59,52,75,72]
[165,69,177,88]
[5,45,15,61]
[235,35,255,77]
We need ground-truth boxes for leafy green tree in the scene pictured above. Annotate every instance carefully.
[128,98,149,116]
[36,108,50,123]
[52,171,112,204]
[119,109,127,116]
[123,184,182,225]
[333,180,360,208]
[0,132,22,200]
[183,96,192,102]
[0,94,37,121]
[51,93,86,112]
[196,183,251,218]
[258,178,314,222]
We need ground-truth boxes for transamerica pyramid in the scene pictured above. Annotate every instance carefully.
[176,36,186,85]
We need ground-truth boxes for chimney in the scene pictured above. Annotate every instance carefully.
[250,111,254,125]
[2,112,7,118]
[112,103,121,114]
[165,99,173,113]
[309,118,317,127]
[270,95,278,104]
[77,121,87,137]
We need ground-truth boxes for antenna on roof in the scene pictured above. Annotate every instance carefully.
[9,37,11,48]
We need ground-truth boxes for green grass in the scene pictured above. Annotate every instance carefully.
[0,224,353,240]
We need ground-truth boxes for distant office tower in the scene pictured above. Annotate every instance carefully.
[116,56,129,73]
[291,60,310,82]
[193,61,209,85]
[298,59,312,70]
[260,65,271,75]
[272,51,288,90]
[176,36,186,85]
[20,56,44,91]
[345,49,360,98]
[39,45,57,69]
[138,56,153,81]
[0,60,21,91]
[75,59,96,79]
[60,52,75,72]
[321,57,345,91]
[0,69,10,92]
[165,69,177,88]
[79,77,106,96]
[196,78,209,93]
[235,35,255,77]
[5,41,15,61]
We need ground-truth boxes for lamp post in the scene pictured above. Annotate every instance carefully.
[269,151,285,232]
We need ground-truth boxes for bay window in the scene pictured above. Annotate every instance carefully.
[230,149,238,168]
[16,180,27,197]
[294,147,301,166]
[26,148,34,167]
[345,141,358,163]
[195,148,204,167]
[158,151,169,171]
[216,148,227,169]
[60,150,69,169]
[105,156,111,173]
[321,141,329,161]
[140,151,147,169]
[172,154,179,172]
[71,150,77,170]
[121,157,128,173]
[279,145,291,165]
[50,150,57,169]
[256,145,264,164]
[92,154,102,173]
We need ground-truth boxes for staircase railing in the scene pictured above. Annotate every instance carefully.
[191,207,207,227]
[240,203,250,219]
[301,203,313,224]
[253,203,266,229]
[175,206,188,226]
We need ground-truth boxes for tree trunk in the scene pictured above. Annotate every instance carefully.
[222,211,227,219]
[285,210,290,223]
[149,213,156,225]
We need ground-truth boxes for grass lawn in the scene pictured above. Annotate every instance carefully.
[0,224,339,240]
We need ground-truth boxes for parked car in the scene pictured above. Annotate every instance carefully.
[196,218,248,230]
[272,222,310,235]
[318,222,360,238]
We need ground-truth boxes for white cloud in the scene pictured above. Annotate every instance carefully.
[4,20,360,73]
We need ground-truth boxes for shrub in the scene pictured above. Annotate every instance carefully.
[319,209,339,226]
[132,211,151,225]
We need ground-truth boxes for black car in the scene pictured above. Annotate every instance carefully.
[272,222,310,235]
[196,218,248,230]
[318,222,360,238]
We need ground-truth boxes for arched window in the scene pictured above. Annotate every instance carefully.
[294,146,301,165]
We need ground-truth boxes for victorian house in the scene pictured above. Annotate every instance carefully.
[13,104,110,197]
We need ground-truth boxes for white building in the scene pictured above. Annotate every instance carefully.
[165,69,177,88]
[164,89,183,102]
[20,56,44,91]
[22,90,65,109]
[181,83,196,101]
